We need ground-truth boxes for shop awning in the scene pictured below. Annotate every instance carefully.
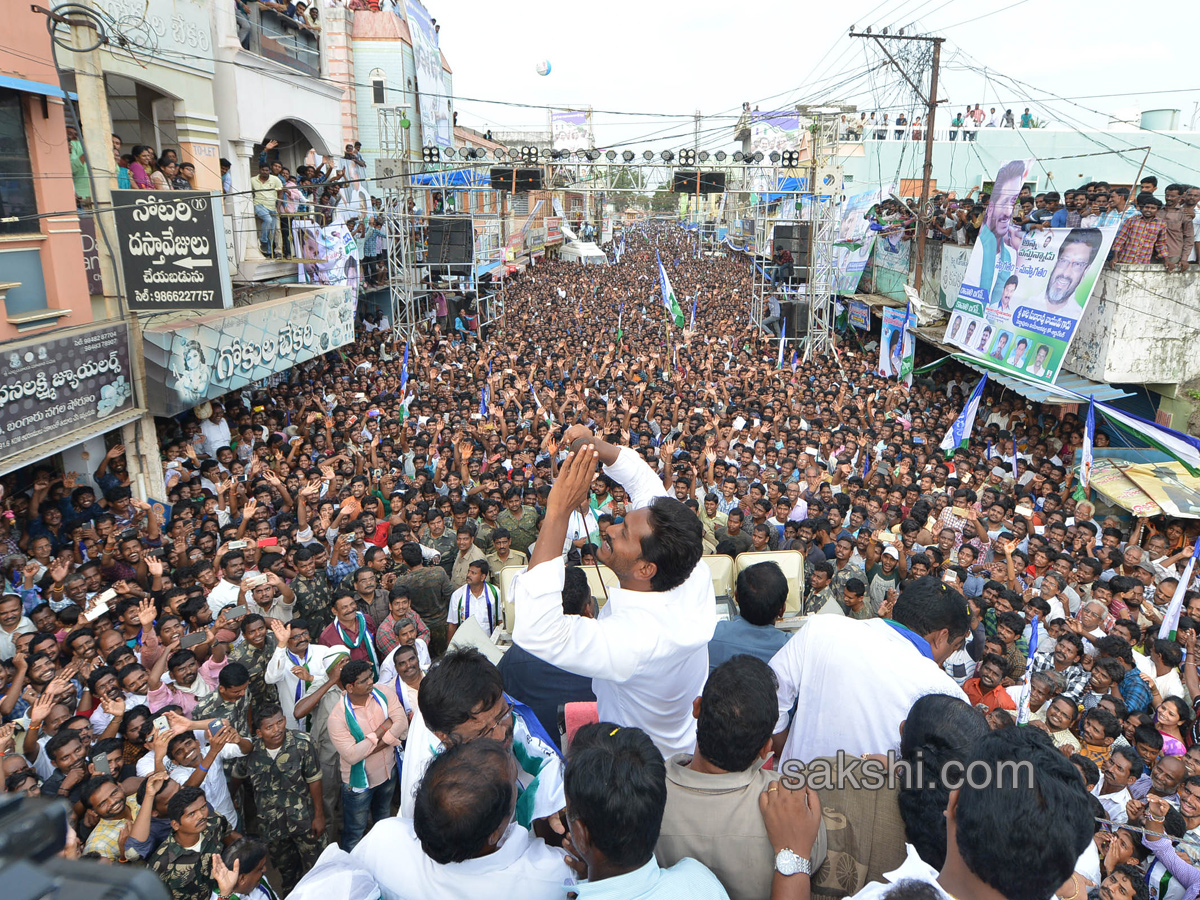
[0,75,75,100]
[955,358,1133,404]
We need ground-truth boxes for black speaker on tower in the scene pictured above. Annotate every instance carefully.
[426,218,473,274]
[772,223,811,265]
[488,167,543,192]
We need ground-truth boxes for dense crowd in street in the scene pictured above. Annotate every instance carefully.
[3,222,1199,900]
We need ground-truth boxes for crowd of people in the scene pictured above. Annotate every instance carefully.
[840,104,1035,141]
[2,222,1200,900]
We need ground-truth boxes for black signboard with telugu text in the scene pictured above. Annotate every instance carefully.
[111,190,232,312]
[0,323,134,465]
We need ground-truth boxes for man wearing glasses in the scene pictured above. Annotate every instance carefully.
[398,648,565,839]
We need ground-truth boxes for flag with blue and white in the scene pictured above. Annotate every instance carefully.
[1017,615,1040,725]
[1160,535,1200,641]
[939,374,988,456]
[656,251,685,327]
[479,385,489,419]
[1080,397,1095,491]
[399,339,410,396]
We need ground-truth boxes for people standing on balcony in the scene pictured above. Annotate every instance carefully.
[894,112,907,140]
[986,108,999,127]
[66,125,91,208]
[128,146,155,189]
[1157,183,1195,273]
[151,158,178,192]
[252,163,285,258]
[949,111,963,141]
[174,163,196,191]
[963,107,978,141]
[1110,194,1169,266]
[1002,109,1016,128]
[112,134,131,190]
[911,117,922,142]
[1020,107,1034,127]
[1185,186,1200,264]
[970,103,986,127]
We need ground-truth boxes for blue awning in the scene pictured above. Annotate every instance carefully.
[955,357,1134,405]
[0,75,67,99]
[410,169,490,187]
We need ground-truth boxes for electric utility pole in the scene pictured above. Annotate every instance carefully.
[849,29,944,293]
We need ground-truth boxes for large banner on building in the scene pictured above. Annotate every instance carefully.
[878,306,915,383]
[404,0,452,148]
[938,244,972,311]
[142,287,358,416]
[751,111,803,154]
[847,299,870,330]
[551,109,593,152]
[941,158,1117,383]
[0,323,133,461]
[291,220,361,293]
[874,234,911,273]
[833,188,883,294]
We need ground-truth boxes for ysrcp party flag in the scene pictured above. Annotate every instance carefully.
[657,251,685,327]
[941,158,1117,384]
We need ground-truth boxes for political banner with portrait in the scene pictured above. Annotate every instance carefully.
[142,287,358,416]
[940,158,1118,384]
[404,0,452,148]
[847,299,870,330]
[291,220,361,295]
[878,306,915,384]
[551,109,594,152]
[833,188,884,294]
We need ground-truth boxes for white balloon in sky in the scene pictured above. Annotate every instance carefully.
[536,60,552,76]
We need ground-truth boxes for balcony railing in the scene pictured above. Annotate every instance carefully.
[243,5,320,76]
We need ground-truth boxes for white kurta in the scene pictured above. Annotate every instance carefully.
[770,616,967,763]
[354,806,574,900]
[513,447,716,758]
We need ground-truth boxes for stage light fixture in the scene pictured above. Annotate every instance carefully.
[642,150,654,160]
[422,146,439,163]
[733,151,744,162]
[714,150,727,161]
[493,148,506,160]
[540,148,552,159]
[698,150,710,162]
[444,147,458,159]
[769,151,781,163]
[781,150,799,167]
[520,146,537,162]
[623,150,635,161]
[661,150,674,161]
[753,151,764,162]
[508,148,520,160]
[589,149,601,160]
[679,149,696,165]
[606,149,617,160]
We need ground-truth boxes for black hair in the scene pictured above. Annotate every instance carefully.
[81,775,119,808]
[898,695,989,869]
[218,662,249,688]
[955,728,1092,900]
[401,542,423,568]
[696,656,778,773]
[413,738,514,864]
[891,576,971,643]
[638,497,703,592]
[565,723,666,869]
[1109,863,1150,900]
[339,659,372,688]
[167,785,206,825]
[1087,708,1122,739]
[46,727,82,760]
[417,648,505,737]
[735,562,788,625]
[562,566,593,617]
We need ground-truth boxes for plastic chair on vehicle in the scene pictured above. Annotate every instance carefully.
[733,550,806,616]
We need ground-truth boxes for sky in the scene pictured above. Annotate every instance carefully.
[432,0,1200,158]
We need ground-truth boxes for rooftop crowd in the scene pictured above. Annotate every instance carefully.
[2,223,1199,900]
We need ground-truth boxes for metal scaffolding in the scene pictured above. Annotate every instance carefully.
[377,108,419,340]
[799,106,849,362]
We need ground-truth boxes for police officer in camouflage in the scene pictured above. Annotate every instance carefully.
[231,703,326,893]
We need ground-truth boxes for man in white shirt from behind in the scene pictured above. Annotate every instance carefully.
[770,575,970,763]
[354,738,574,900]
[513,427,716,758]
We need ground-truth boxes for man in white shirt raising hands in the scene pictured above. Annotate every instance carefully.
[513,427,716,757]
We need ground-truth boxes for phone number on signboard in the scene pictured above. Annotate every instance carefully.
[139,291,215,304]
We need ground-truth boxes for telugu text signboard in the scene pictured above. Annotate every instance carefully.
[0,324,133,461]
[142,287,357,416]
[940,158,1117,383]
[112,190,232,312]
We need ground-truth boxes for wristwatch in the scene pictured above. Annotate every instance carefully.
[775,848,811,876]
